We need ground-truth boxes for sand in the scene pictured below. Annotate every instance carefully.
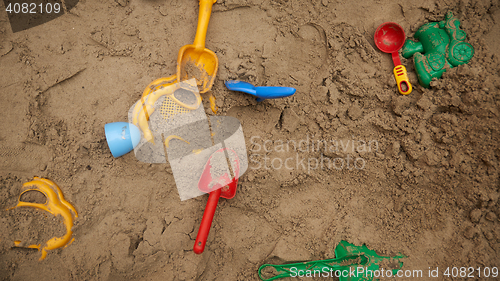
[1,0,499,280]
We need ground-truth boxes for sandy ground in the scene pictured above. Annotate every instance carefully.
[1,0,500,280]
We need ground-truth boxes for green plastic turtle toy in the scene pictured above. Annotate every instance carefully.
[402,12,475,88]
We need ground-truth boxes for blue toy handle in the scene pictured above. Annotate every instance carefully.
[224,80,256,95]
[224,80,296,102]
[255,87,296,101]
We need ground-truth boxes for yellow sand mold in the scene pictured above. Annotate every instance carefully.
[8,177,78,260]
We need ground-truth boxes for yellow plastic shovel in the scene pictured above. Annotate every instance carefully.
[177,0,218,94]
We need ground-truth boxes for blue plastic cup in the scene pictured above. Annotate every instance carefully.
[104,122,141,158]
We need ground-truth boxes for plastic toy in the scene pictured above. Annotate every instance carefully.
[177,0,218,112]
[374,22,413,95]
[194,148,240,254]
[129,78,202,145]
[225,80,296,101]
[402,12,474,88]
[104,122,141,157]
[106,78,248,202]
[259,240,405,281]
[104,77,197,158]
[7,177,78,260]
[177,0,218,94]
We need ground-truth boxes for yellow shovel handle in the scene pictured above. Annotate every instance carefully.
[393,65,412,95]
[193,0,217,49]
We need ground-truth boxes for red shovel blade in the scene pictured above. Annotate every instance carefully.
[374,22,405,53]
[198,147,240,199]
[194,148,240,254]
[374,22,405,66]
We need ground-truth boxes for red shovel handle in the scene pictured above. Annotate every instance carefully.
[193,188,222,254]
[391,51,402,67]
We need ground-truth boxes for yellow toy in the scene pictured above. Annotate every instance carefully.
[177,0,219,94]
[8,177,78,261]
[131,77,202,144]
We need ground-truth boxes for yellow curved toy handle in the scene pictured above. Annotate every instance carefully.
[393,65,412,95]
[131,78,202,144]
[194,0,217,50]
[142,75,178,99]
[132,75,178,125]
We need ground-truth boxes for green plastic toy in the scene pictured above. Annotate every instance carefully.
[402,12,474,88]
[258,240,405,281]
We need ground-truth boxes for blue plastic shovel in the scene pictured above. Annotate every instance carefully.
[225,80,296,102]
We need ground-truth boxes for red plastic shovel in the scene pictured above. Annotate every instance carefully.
[194,148,240,254]
[374,22,413,95]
